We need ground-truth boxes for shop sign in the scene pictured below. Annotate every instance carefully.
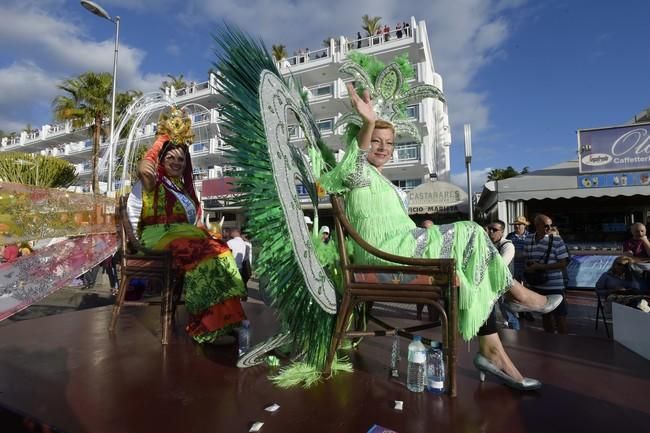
[577,171,650,189]
[578,123,650,173]
[407,181,468,215]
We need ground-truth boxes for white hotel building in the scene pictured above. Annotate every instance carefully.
[0,17,451,222]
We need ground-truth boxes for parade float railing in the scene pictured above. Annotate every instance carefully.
[0,182,118,321]
[108,195,184,345]
[327,195,459,397]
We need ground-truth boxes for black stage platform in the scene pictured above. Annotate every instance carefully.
[0,303,648,433]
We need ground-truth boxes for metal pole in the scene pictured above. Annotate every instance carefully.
[107,16,120,194]
[466,160,473,221]
[463,124,473,221]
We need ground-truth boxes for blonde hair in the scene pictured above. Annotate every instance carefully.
[374,120,395,133]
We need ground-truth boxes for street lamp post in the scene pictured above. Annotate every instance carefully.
[80,1,120,195]
[463,124,473,221]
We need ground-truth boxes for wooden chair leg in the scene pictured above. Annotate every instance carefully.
[160,275,173,345]
[109,276,130,333]
[447,286,458,398]
[324,293,354,375]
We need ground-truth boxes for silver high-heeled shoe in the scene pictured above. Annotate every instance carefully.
[473,353,542,391]
[505,294,563,314]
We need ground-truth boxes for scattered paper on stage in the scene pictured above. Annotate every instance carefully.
[264,403,280,412]
[249,421,264,432]
[394,400,404,411]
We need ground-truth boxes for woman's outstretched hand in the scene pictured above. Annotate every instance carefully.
[138,159,157,192]
[347,82,376,125]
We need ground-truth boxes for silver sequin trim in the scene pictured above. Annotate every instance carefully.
[344,149,371,188]
[410,227,428,258]
[438,224,455,259]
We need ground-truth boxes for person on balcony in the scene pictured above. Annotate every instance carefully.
[320,78,563,391]
[135,107,246,344]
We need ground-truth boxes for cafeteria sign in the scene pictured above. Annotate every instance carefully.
[407,181,468,215]
[578,122,650,173]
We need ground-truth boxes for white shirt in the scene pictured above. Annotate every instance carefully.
[227,236,248,268]
[495,237,515,266]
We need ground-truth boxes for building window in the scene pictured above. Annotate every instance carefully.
[405,104,418,120]
[313,83,333,97]
[392,178,422,190]
[395,142,420,161]
[192,142,208,153]
[296,184,308,196]
[317,118,334,133]
[288,124,299,139]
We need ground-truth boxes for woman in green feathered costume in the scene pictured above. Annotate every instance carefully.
[319,76,563,391]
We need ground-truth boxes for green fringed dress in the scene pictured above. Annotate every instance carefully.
[320,139,512,340]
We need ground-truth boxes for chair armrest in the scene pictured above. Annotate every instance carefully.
[330,195,455,273]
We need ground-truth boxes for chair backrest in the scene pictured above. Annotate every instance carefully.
[330,194,455,284]
[118,195,141,255]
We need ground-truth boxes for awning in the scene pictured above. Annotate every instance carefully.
[407,181,468,214]
[478,160,650,209]
[201,177,236,198]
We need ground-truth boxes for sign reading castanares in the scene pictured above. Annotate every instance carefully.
[578,122,650,173]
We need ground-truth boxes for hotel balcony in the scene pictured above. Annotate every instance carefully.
[276,17,427,88]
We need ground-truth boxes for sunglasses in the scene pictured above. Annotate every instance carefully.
[543,224,553,229]
[487,227,502,232]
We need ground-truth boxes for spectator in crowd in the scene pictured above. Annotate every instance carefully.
[383,24,390,42]
[623,222,650,258]
[596,256,641,297]
[523,214,570,334]
[403,21,410,36]
[227,228,251,292]
[357,31,362,49]
[374,29,382,45]
[319,225,331,244]
[506,216,534,322]
[488,220,519,330]
[396,22,403,38]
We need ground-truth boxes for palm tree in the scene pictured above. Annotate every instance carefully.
[272,44,288,61]
[53,72,114,193]
[361,14,382,37]
[487,166,529,181]
[160,73,187,92]
[53,71,140,193]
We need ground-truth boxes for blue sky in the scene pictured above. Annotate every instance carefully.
[1,0,648,190]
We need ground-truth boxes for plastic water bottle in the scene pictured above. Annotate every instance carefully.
[426,341,445,394]
[238,320,250,357]
[406,335,426,392]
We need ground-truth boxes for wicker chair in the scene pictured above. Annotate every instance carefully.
[109,196,183,344]
[325,195,459,396]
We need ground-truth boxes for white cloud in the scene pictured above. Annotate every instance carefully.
[450,167,492,194]
[0,2,163,131]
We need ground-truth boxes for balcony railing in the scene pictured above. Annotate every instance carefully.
[391,144,420,164]
[345,27,413,51]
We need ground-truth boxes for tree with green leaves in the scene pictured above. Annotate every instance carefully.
[53,71,140,193]
[361,14,382,37]
[272,44,288,61]
[160,73,187,92]
[0,152,77,187]
[487,166,529,181]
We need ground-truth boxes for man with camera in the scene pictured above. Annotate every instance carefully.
[524,214,569,334]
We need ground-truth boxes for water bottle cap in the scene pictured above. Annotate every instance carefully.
[413,335,422,342]
[242,320,250,327]
[431,341,442,349]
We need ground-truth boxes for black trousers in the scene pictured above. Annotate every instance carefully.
[477,307,498,336]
